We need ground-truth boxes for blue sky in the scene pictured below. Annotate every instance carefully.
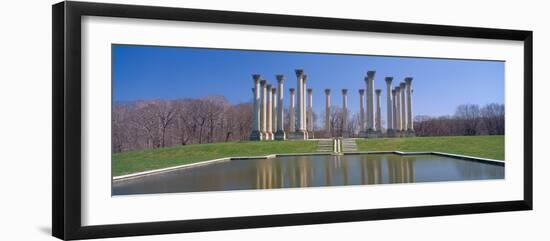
[112,45,504,117]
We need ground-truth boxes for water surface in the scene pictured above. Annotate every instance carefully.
[112,154,504,195]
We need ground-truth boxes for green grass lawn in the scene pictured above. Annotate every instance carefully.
[356,135,504,161]
[112,140,318,176]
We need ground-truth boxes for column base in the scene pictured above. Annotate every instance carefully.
[274,130,286,140]
[406,130,416,137]
[386,129,396,137]
[266,132,274,140]
[249,130,262,141]
[287,131,308,140]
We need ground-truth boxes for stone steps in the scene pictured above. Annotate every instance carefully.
[341,139,358,152]
[316,139,334,152]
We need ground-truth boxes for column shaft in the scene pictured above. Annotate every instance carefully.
[375,89,382,132]
[405,78,414,131]
[261,80,267,137]
[391,89,397,131]
[359,89,365,133]
[385,77,393,132]
[272,88,277,132]
[400,82,407,130]
[252,75,261,133]
[365,71,376,131]
[289,88,296,132]
[266,84,273,140]
[395,87,401,131]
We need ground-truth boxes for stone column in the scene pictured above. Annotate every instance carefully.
[325,89,331,132]
[295,69,305,132]
[266,84,273,140]
[391,89,397,131]
[342,89,348,137]
[272,87,277,133]
[290,70,307,139]
[375,89,382,132]
[307,88,313,134]
[289,88,296,132]
[359,89,365,133]
[400,82,407,131]
[365,71,376,132]
[275,75,286,140]
[303,75,309,139]
[260,80,267,139]
[250,74,262,140]
[385,77,394,134]
[405,77,414,134]
[394,86,401,132]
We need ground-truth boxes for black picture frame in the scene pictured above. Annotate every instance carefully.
[52,1,533,240]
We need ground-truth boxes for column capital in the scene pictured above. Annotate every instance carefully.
[375,89,382,95]
[394,86,400,91]
[252,74,261,82]
[400,82,406,89]
[272,87,277,93]
[365,70,376,81]
[276,74,285,82]
[289,88,295,94]
[392,89,396,95]
[260,79,267,86]
[295,69,304,77]
[385,76,393,84]
[359,89,365,95]
[307,88,313,94]
[342,89,348,95]
[266,84,272,89]
[325,88,331,95]
[405,77,413,85]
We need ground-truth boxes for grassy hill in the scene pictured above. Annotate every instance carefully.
[356,135,504,161]
[113,135,504,177]
[113,140,318,176]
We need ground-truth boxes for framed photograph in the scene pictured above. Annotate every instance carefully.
[52,1,533,240]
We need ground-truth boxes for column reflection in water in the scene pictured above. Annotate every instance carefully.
[113,154,503,195]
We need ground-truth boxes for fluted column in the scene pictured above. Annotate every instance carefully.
[295,69,305,132]
[391,89,397,131]
[325,89,331,132]
[359,89,365,133]
[400,82,407,131]
[375,89,382,132]
[342,89,348,137]
[266,84,273,140]
[275,75,286,140]
[385,77,394,133]
[365,71,376,131]
[307,88,313,134]
[289,88,296,132]
[250,74,262,140]
[272,87,277,133]
[395,86,401,131]
[260,80,267,138]
[303,75,308,139]
[405,77,414,132]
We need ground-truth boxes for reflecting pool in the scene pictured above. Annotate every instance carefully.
[112,154,504,195]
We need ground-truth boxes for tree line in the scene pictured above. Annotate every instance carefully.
[112,96,252,153]
[112,96,504,153]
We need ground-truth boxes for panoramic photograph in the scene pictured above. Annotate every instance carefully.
[111,45,505,196]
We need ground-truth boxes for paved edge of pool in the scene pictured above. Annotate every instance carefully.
[112,151,504,182]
